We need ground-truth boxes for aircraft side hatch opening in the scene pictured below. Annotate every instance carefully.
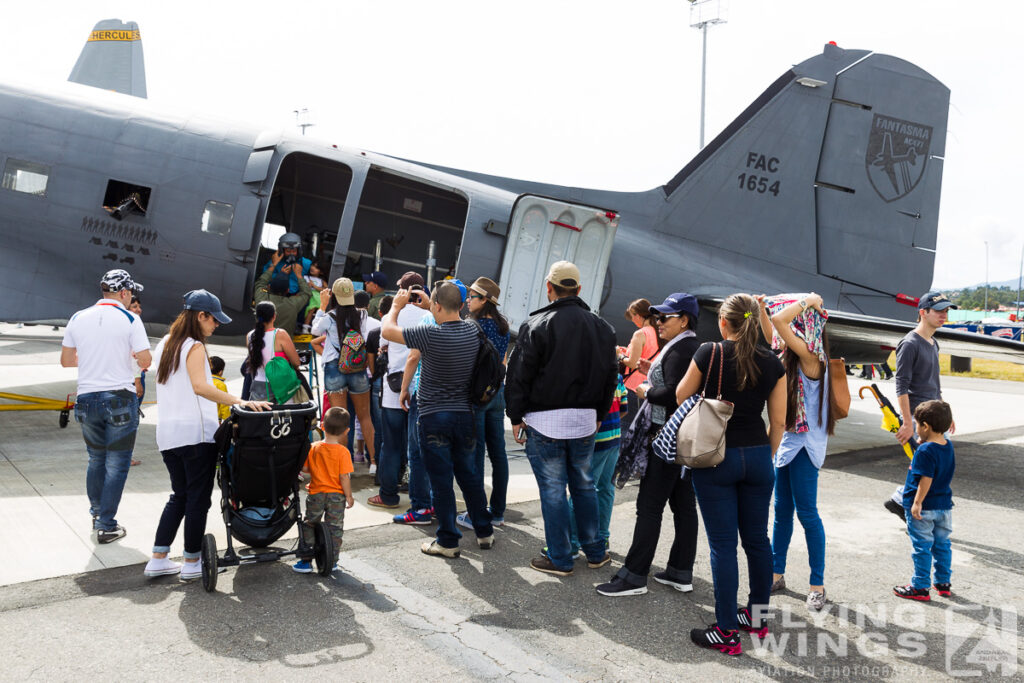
[346,168,468,287]
[103,179,150,220]
[262,152,353,278]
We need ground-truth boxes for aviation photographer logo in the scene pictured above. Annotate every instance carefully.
[747,601,1017,678]
[865,113,932,202]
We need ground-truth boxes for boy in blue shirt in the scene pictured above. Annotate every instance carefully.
[893,400,955,601]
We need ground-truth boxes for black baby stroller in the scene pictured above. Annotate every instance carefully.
[200,400,332,592]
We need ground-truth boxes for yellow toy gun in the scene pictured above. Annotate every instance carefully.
[858,384,915,459]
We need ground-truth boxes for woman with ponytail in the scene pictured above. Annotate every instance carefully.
[145,290,269,581]
[765,293,835,612]
[246,301,301,401]
[674,293,786,656]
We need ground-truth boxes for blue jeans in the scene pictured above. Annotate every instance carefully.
[153,442,217,559]
[772,448,826,585]
[525,427,604,570]
[692,445,775,631]
[378,407,407,505]
[569,442,619,549]
[74,390,139,531]
[407,394,432,510]
[419,411,492,548]
[906,509,952,589]
[474,386,508,517]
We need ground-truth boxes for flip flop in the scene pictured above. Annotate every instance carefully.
[130,459,141,466]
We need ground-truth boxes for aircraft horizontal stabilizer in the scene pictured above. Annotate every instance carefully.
[68,19,147,98]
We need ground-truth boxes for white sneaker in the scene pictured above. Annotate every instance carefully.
[368,463,377,475]
[180,560,202,580]
[302,324,311,334]
[144,558,182,577]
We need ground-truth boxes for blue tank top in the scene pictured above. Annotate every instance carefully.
[775,367,829,469]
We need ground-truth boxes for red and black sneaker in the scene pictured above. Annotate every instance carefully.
[893,584,930,601]
[933,583,952,597]
[737,607,769,638]
[690,624,742,656]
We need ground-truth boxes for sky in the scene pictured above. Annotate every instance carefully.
[2,0,1021,290]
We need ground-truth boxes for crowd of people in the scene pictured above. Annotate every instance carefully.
[60,257,958,658]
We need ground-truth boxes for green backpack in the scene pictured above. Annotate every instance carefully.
[264,356,301,404]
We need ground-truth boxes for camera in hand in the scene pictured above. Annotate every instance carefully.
[281,253,298,266]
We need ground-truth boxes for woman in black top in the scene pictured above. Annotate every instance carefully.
[675,293,786,656]
[596,293,702,597]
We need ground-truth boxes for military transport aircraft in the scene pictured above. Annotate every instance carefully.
[2,19,1022,364]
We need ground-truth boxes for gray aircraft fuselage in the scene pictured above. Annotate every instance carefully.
[6,41,1022,363]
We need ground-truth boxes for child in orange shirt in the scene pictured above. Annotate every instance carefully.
[294,407,354,573]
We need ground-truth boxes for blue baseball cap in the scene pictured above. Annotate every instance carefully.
[363,271,388,288]
[650,293,700,320]
[918,291,957,311]
[183,289,231,324]
[451,278,468,303]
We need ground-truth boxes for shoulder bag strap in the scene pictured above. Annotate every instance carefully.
[715,342,725,400]
[700,343,717,397]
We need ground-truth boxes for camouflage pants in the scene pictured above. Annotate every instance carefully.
[302,492,345,564]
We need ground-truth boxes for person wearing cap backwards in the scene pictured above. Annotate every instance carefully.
[363,272,389,320]
[61,269,152,545]
[505,261,618,576]
[143,290,270,580]
[883,291,957,518]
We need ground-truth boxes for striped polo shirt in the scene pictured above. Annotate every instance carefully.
[403,319,480,416]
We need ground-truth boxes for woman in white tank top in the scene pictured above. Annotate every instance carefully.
[143,290,270,581]
[246,301,301,401]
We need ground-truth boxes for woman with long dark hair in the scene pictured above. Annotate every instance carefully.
[766,293,835,612]
[143,290,269,581]
[675,293,786,656]
[311,277,375,468]
[246,300,300,401]
[457,277,511,528]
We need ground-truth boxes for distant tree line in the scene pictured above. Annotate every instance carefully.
[949,286,1022,310]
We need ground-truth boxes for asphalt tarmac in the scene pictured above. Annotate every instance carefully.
[1,323,1022,680]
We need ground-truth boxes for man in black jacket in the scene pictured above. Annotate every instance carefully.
[506,261,618,576]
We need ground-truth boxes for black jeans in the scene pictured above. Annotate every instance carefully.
[616,453,699,587]
[153,442,217,559]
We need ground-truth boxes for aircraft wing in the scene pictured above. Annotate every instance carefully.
[697,298,1024,365]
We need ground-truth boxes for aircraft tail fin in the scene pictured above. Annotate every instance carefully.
[657,43,949,319]
[68,19,147,98]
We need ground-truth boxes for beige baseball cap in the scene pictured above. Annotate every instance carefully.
[331,277,356,306]
[546,261,581,288]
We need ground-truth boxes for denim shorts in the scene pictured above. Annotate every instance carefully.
[324,360,370,394]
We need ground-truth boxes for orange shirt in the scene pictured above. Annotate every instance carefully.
[305,441,354,495]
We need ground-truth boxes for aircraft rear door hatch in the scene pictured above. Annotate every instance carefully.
[497,195,619,333]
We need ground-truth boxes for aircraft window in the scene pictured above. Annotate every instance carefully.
[1,158,49,197]
[201,200,234,235]
[103,180,151,220]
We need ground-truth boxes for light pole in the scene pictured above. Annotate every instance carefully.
[293,108,314,136]
[983,240,989,312]
[688,0,728,149]
[1016,242,1023,323]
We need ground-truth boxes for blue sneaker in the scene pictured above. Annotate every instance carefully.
[292,560,313,574]
[394,508,432,525]
[458,510,504,529]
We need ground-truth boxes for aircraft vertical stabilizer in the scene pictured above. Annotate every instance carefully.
[658,43,949,319]
[68,19,147,98]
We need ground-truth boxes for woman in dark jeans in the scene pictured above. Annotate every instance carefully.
[675,293,786,656]
[596,292,701,597]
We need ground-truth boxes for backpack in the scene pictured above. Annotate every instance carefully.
[331,311,368,373]
[264,356,301,403]
[469,323,505,406]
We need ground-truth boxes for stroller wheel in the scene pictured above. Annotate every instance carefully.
[201,534,218,592]
[314,521,334,576]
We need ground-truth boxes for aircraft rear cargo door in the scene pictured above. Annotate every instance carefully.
[497,196,619,333]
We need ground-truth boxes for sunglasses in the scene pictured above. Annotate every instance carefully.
[655,313,681,324]
[469,293,486,301]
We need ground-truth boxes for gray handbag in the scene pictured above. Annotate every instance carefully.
[676,343,734,468]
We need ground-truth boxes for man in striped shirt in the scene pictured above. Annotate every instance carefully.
[382,281,494,558]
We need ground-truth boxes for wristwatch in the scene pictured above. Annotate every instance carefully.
[799,299,808,310]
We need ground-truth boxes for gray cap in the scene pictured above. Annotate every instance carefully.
[183,289,231,324]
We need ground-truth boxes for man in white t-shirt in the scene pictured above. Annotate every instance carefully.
[60,269,151,544]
